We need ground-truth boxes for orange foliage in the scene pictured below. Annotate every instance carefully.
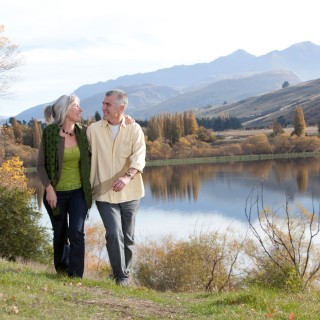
[84,222,111,277]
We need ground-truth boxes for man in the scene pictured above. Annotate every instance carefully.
[86,89,146,286]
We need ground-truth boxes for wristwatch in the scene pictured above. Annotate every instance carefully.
[125,171,134,179]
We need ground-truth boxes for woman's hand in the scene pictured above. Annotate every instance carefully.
[124,114,135,125]
[46,184,57,209]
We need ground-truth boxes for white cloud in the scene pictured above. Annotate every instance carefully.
[0,0,319,117]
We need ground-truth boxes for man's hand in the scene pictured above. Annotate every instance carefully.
[112,175,131,192]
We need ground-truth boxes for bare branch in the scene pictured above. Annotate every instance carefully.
[0,25,24,98]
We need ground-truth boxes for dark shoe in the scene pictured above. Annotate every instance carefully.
[68,273,82,278]
[56,265,69,275]
[116,279,129,287]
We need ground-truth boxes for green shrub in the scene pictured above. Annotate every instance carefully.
[0,157,51,263]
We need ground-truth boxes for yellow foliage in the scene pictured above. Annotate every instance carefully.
[242,134,272,154]
[0,156,32,194]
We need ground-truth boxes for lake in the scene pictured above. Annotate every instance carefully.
[27,157,320,242]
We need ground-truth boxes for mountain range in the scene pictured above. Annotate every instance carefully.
[12,41,320,127]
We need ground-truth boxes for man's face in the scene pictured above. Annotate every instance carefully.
[102,94,123,124]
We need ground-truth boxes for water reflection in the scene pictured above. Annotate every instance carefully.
[143,158,320,198]
[27,158,320,240]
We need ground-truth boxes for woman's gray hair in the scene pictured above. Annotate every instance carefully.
[106,89,128,110]
[44,94,80,125]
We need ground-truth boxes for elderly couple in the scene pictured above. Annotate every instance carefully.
[37,89,146,286]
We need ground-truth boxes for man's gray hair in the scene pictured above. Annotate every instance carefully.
[106,89,128,110]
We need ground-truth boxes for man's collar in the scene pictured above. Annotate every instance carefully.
[101,117,126,127]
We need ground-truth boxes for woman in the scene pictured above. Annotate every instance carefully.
[37,94,92,278]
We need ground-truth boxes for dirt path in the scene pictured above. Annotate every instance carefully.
[78,286,193,319]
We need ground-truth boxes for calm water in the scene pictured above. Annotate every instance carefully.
[28,157,320,242]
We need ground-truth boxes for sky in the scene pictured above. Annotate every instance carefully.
[0,0,319,118]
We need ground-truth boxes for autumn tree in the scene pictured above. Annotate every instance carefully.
[22,125,33,147]
[292,106,306,137]
[197,126,216,143]
[184,111,198,135]
[11,117,22,144]
[171,113,183,144]
[32,118,41,149]
[0,125,13,161]
[176,112,184,137]
[272,119,284,136]
[0,25,23,97]
[161,113,184,145]
[0,156,51,262]
[146,116,161,141]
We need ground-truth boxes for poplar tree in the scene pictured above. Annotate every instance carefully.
[171,113,182,144]
[292,106,306,136]
[11,117,22,144]
[147,116,160,141]
[32,118,41,149]
[184,111,198,135]
[163,113,173,144]
[156,114,164,137]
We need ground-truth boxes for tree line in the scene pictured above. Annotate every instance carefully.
[0,105,316,166]
[2,110,243,149]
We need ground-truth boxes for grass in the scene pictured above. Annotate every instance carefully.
[1,259,320,319]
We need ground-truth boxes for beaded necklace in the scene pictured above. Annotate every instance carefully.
[61,128,75,136]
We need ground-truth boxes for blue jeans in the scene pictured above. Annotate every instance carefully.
[96,200,140,282]
[43,188,88,277]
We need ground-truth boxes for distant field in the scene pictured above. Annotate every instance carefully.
[216,126,318,139]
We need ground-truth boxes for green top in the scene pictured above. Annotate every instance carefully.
[55,145,82,191]
[40,123,92,216]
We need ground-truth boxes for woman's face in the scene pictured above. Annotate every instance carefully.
[66,102,82,123]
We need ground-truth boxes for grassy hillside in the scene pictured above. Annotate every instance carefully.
[194,78,320,128]
[1,259,320,319]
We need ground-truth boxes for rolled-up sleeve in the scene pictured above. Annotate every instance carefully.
[130,125,146,172]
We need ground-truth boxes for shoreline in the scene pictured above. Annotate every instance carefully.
[146,151,320,166]
[26,151,320,172]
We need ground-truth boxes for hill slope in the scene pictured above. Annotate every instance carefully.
[140,70,300,118]
[194,78,320,128]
